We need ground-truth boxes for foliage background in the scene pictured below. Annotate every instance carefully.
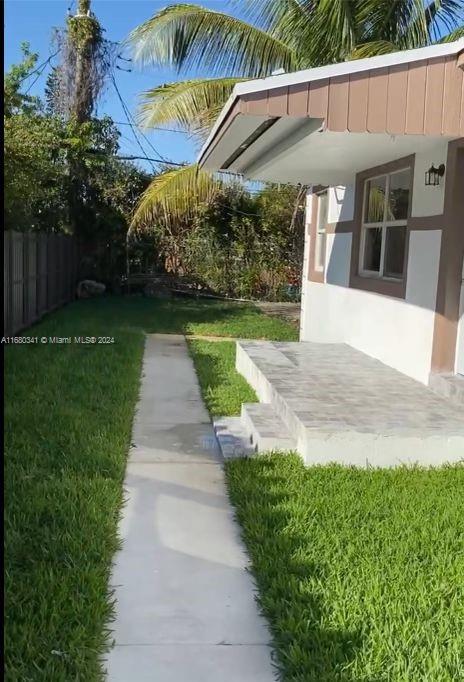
[5,44,305,300]
[132,182,305,301]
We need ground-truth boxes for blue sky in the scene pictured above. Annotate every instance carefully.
[5,1,463,172]
[4,0,241,171]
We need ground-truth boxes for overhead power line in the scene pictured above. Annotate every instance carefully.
[110,74,157,172]
[110,73,175,172]
[19,48,61,88]
[116,155,186,167]
[114,121,190,135]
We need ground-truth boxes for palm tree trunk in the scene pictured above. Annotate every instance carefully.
[67,0,98,241]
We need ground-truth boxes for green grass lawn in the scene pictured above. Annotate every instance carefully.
[188,339,257,416]
[226,454,464,682]
[7,295,463,682]
[4,295,296,681]
[187,313,464,681]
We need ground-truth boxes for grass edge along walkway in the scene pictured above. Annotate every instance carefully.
[181,303,464,681]
[4,296,297,681]
[225,454,464,682]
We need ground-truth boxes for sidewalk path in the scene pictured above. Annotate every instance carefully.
[105,334,275,682]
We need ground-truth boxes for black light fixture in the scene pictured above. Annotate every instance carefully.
[425,163,445,186]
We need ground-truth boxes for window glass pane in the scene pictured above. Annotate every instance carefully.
[317,191,328,233]
[363,227,382,272]
[384,225,406,278]
[315,231,326,270]
[364,176,386,222]
[386,169,410,220]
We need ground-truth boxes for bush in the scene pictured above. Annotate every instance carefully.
[169,184,305,300]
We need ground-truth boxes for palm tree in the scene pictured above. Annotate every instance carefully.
[128,0,463,227]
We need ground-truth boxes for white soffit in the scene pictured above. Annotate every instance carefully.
[235,131,451,185]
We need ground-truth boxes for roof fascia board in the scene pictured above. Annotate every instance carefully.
[235,39,464,96]
[198,92,239,164]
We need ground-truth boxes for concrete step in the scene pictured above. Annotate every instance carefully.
[236,341,306,442]
[213,417,255,460]
[241,403,297,453]
[236,340,464,467]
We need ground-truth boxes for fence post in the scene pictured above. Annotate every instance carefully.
[4,232,12,335]
[4,231,77,334]
[23,232,29,329]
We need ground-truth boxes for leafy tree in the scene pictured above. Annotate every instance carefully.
[4,45,69,231]
[4,42,42,117]
[4,45,151,287]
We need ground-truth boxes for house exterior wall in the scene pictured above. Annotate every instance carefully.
[301,233,441,385]
[300,138,461,385]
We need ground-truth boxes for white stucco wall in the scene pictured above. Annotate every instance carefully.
[328,185,355,223]
[300,201,443,384]
[299,146,449,384]
[299,190,313,339]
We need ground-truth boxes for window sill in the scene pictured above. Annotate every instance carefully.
[358,272,404,283]
[350,272,406,299]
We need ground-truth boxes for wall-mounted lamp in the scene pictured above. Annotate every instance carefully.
[425,163,445,186]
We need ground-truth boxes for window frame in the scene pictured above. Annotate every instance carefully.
[359,167,411,281]
[315,189,328,272]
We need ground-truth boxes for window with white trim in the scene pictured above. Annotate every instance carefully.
[360,168,410,280]
[315,190,328,271]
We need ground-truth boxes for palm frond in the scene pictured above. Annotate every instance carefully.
[235,0,311,35]
[356,0,426,50]
[425,1,464,43]
[127,3,298,78]
[349,40,400,60]
[438,24,464,42]
[273,0,359,66]
[138,77,245,141]
[270,1,321,67]
[130,163,223,230]
[357,0,462,51]
[313,0,358,60]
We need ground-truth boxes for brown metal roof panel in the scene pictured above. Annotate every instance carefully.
[327,75,349,131]
[267,86,289,116]
[443,55,463,135]
[386,64,408,135]
[405,61,427,134]
[308,78,329,119]
[287,82,309,116]
[366,67,388,133]
[461,76,464,135]
[424,57,446,135]
[347,72,369,132]
[241,91,268,115]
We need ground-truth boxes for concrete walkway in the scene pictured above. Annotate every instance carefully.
[105,335,275,682]
[254,301,301,327]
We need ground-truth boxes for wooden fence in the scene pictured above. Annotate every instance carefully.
[3,231,79,336]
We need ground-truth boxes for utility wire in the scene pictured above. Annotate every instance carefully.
[116,155,186,167]
[18,48,60,87]
[110,74,158,173]
[114,121,190,135]
[111,73,173,170]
